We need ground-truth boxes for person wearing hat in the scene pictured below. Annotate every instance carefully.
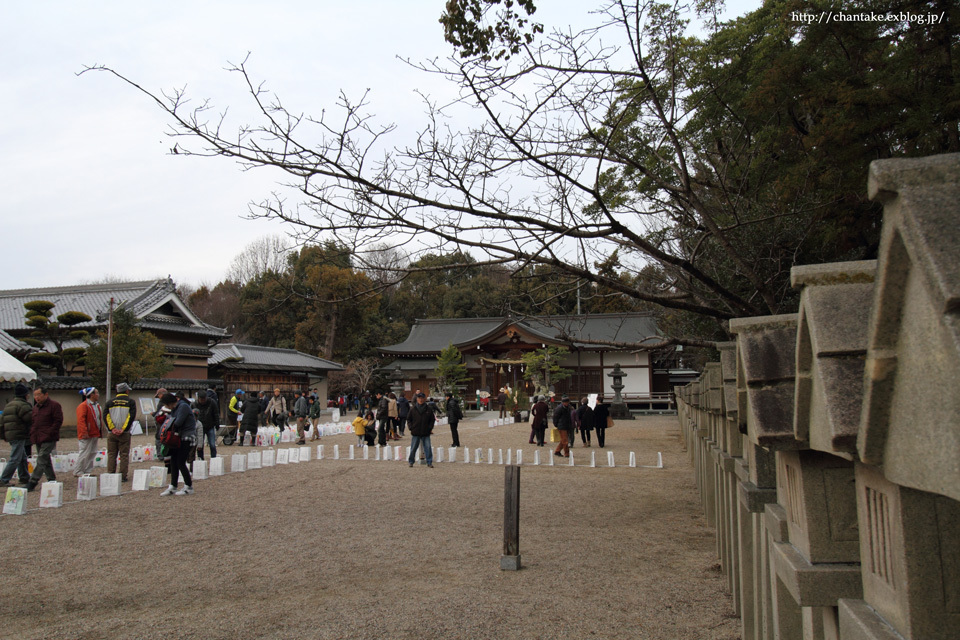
[444,391,464,448]
[75,387,104,476]
[228,389,244,430]
[406,392,435,468]
[0,382,34,487]
[105,382,138,481]
[552,395,572,458]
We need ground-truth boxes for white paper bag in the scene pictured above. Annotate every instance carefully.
[132,469,150,491]
[148,466,167,488]
[209,457,225,476]
[298,446,311,462]
[39,481,63,508]
[262,449,276,467]
[242,432,252,446]
[100,473,122,497]
[247,451,262,469]
[130,420,143,436]
[77,475,98,501]
[3,487,28,515]
[93,450,107,468]
[193,459,208,480]
[276,448,289,464]
[289,448,300,463]
[231,453,247,473]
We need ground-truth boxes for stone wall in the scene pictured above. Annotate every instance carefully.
[676,153,960,640]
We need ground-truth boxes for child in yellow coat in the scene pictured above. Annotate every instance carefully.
[352,411,373,447]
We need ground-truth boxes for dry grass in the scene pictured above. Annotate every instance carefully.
[0,415,739,640]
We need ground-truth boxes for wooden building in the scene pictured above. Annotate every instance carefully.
[379,313,677,407]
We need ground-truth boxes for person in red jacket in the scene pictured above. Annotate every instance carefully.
[27,387,62,491]
[75,387,104,476]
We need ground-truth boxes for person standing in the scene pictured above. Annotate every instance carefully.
[593,396,610,448]
[387,392,400,440]
[293,390,309,445]
[576,397,594,447]
[396,392,410,437]
[351,410,367,447]
[26,387,62,491]
[309,394,323,441]
[258,391,269,429]
[406,392,435,468]
[530,395,549,447]
[75,387,104,476]
[497,387,508,419]
[567,397,579,448]
[375,392,389,446]
[158,393,197,496]
[228,389,244,427]
[0,383,33,487]
[195,390,219,460]
[444,392,463,447]
[239,391,261,446]
[552,395,572,458]
[105,382,138,481]
[267,388,287,430]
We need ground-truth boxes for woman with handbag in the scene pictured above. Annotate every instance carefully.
[593,396,611,448]
[158,393,197,496]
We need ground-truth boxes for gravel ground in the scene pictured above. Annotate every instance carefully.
[0,414,739,640]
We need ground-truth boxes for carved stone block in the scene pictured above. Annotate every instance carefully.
[860,154,960,501]
[731,314,800,449]
[776,450,859,563]
[791,261,875,455]
[855,463,960,639]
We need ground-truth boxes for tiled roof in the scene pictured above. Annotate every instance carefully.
[379,314,661,355]
[0,329,35,355]
[209,343,344,373]
[0,280,158,330]
[0,279,227,338]
[2,376,224,392]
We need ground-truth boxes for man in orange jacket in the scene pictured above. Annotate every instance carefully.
[75,387,104,476]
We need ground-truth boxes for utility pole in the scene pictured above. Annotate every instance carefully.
[105,298,114,402]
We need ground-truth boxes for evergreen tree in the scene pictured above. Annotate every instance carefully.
[522,346,573,397]
[433,343,471,395]
[22,300,91,375]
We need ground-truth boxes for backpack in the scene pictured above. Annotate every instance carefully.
[158,416,180,448]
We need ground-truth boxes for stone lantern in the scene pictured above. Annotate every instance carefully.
[390,364,405,396]
[608,363,633,419]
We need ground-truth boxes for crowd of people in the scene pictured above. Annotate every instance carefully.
[2,384,615,496]
[529,394,612,458]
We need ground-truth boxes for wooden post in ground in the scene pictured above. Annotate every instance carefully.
[501,465,521,570]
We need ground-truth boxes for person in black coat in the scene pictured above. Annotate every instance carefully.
[239,393,260,446]
[552,396,572,458]
[576,397,594,447]
[406,393,435,468]
[444,392,464,447]
[593,396,611,448]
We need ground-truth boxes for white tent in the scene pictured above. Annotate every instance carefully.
[0,350,37,383]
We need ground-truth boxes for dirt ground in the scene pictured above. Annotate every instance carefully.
[0,414,739,640]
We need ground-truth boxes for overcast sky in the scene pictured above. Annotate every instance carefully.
[1,1,758,292]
